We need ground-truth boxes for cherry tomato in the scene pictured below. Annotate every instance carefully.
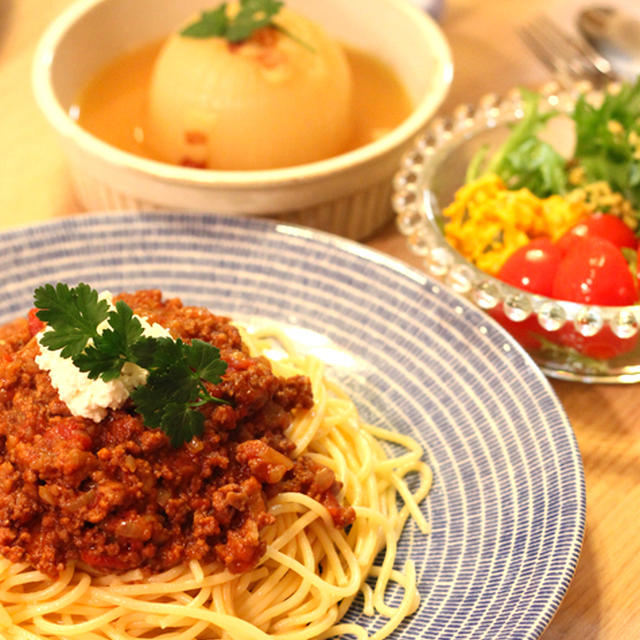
[43,417,92,450]
[27,307,45,336]
[489,307,546,351]
[556,213,637,255]
[552,236,638,360]
[493,238,564,351]
[552,236,637,306]
[497,237,562,297]
[556,324,638,360]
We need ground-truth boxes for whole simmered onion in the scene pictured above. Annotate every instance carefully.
[144,7,353,170]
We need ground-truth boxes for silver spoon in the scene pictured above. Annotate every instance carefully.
[577,6,640,79]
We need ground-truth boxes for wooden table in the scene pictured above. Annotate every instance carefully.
[1,1,639,638]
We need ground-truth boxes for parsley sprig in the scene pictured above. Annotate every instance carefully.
[34,283,228,447]
[181,0,282,42]
[180,0,314,51]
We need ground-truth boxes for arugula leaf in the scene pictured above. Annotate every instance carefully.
[479,88,568,197]
[34,283,229,447]
[493,136,568,197]
[180,0,283,43]
[573,78,640,211]
[468,80,640,214]
[35,283,110,358]
[465,143,489,183]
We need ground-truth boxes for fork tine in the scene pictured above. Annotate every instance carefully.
[543,16,614,77]
[519,22,561,75]
[519,15,617,87]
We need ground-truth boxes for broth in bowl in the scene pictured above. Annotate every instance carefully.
[72,2,413,171]
[32,0,452,238]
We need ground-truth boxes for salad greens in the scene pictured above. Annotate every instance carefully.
[467,88,568,197]
[573,80,640,211]
[469,78,640,214]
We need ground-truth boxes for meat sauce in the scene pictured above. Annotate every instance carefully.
[0,290,354,577]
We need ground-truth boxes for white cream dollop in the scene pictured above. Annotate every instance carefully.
[35,291,171,422]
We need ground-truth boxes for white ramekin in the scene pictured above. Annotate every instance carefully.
[33,0,452,239]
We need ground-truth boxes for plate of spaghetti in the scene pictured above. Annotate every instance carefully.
[0,212,584,640]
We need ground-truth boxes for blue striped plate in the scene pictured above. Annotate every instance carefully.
[0,211,585,639]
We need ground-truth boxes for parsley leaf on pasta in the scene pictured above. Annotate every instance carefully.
[186,339,229,384]
[35,282,110,358]
[33,283,228,447]
[129,338,228,447]
[75,301,146,381]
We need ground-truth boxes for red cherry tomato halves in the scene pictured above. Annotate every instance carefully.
[552,236,637,306]
[557,324,638,360]
[27,308,45,337]
[557,213,637,255]
[497,237,562,297]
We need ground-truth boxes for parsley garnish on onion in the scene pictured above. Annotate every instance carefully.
[180,0,315,52]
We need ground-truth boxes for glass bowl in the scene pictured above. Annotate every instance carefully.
[392,80,640,383]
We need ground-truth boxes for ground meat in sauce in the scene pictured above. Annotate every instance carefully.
[0,290,354,578]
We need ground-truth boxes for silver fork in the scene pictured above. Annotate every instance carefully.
[519,15,619,87]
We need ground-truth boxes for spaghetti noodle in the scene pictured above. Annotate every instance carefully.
[0,316,432,639]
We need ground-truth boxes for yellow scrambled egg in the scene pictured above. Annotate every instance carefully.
[443,174,587,275]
